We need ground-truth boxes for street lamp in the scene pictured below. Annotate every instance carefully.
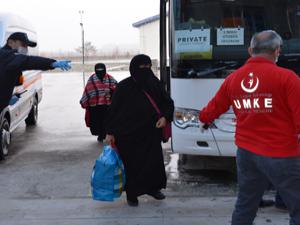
[79,10,85,87]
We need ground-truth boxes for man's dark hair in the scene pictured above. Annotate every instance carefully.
[250,30,283,55]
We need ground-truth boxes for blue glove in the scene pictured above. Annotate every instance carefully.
[52,60,71,71]
[9,95,19,105]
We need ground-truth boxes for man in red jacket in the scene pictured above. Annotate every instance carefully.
[199,30,300,224]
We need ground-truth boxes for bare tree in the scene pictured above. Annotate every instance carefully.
[75,41,97,58]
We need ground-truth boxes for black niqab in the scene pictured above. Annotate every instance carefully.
[129,54,152,84]
[95,63,106,81]
[129,54,161,101]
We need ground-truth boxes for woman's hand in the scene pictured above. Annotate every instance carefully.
[156,117,167,128]
[105,134,115,145]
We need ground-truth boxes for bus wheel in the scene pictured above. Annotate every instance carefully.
[25,98,38,126]
[0,118,10,160]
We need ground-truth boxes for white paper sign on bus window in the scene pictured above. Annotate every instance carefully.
[175,29,211,53]
[217,28,244,46]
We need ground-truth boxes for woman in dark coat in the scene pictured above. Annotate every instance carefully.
[105,55,174,206]
[80,63,117,142]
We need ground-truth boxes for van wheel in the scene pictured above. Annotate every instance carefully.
[25,99,38,126]
[0,118,10,160]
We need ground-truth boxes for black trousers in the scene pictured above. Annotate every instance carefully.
[89,105,108,139]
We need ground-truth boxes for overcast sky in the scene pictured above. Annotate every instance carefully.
[1,0,159,52]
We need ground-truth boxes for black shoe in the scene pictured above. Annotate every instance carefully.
[148,191,166,200]
[127,197,139,207]
[259,199,275,208]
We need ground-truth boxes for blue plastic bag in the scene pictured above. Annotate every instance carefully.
[91,145,126,201]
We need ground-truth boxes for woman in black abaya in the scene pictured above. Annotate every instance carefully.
[105,55,174,206]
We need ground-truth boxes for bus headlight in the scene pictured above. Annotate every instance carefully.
[174,107,200,129]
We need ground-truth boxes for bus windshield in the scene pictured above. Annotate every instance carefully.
[171,0,300,78]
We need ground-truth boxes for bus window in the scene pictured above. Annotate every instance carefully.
[243,6,266,34]
[171,0,300,79]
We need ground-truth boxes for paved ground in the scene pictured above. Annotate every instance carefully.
[0,72,290,225]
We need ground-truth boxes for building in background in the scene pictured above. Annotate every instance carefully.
[133,14,169,64]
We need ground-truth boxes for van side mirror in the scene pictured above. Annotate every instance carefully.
[15,74,24,86]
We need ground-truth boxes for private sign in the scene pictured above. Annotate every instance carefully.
[175,29,211,53]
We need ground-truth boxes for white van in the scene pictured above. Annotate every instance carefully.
[0,13,43,159]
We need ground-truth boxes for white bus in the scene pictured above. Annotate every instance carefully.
[160,0,300,164]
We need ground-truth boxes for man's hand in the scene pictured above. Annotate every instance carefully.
[52,60,71,71]
[156,117,167,128]
[200,122,211,133]
[105,134,115,146]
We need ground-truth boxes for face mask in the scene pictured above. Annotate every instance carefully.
[95,69,105,74]
[95,68,106,78]
[17,47,28,55]
[139,68,155,77]
[133,68,154,85]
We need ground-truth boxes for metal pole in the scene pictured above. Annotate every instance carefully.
[79,10,85,88]
[160,0,168,90]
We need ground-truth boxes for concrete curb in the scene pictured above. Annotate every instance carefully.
[0,196,289,225]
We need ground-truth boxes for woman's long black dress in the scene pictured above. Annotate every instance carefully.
[106,77,174,198]
[89,105,108,139]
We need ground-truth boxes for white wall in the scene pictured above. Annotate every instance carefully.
[138,20,160,61]
[136,18,169,65]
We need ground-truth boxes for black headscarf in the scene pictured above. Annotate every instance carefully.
[95,63,106,81]
[129,54,161,101]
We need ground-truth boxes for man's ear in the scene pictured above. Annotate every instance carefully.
[275,48,281,57]
[248,47,253,56]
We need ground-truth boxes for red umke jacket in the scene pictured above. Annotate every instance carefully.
[199,57,300,157]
